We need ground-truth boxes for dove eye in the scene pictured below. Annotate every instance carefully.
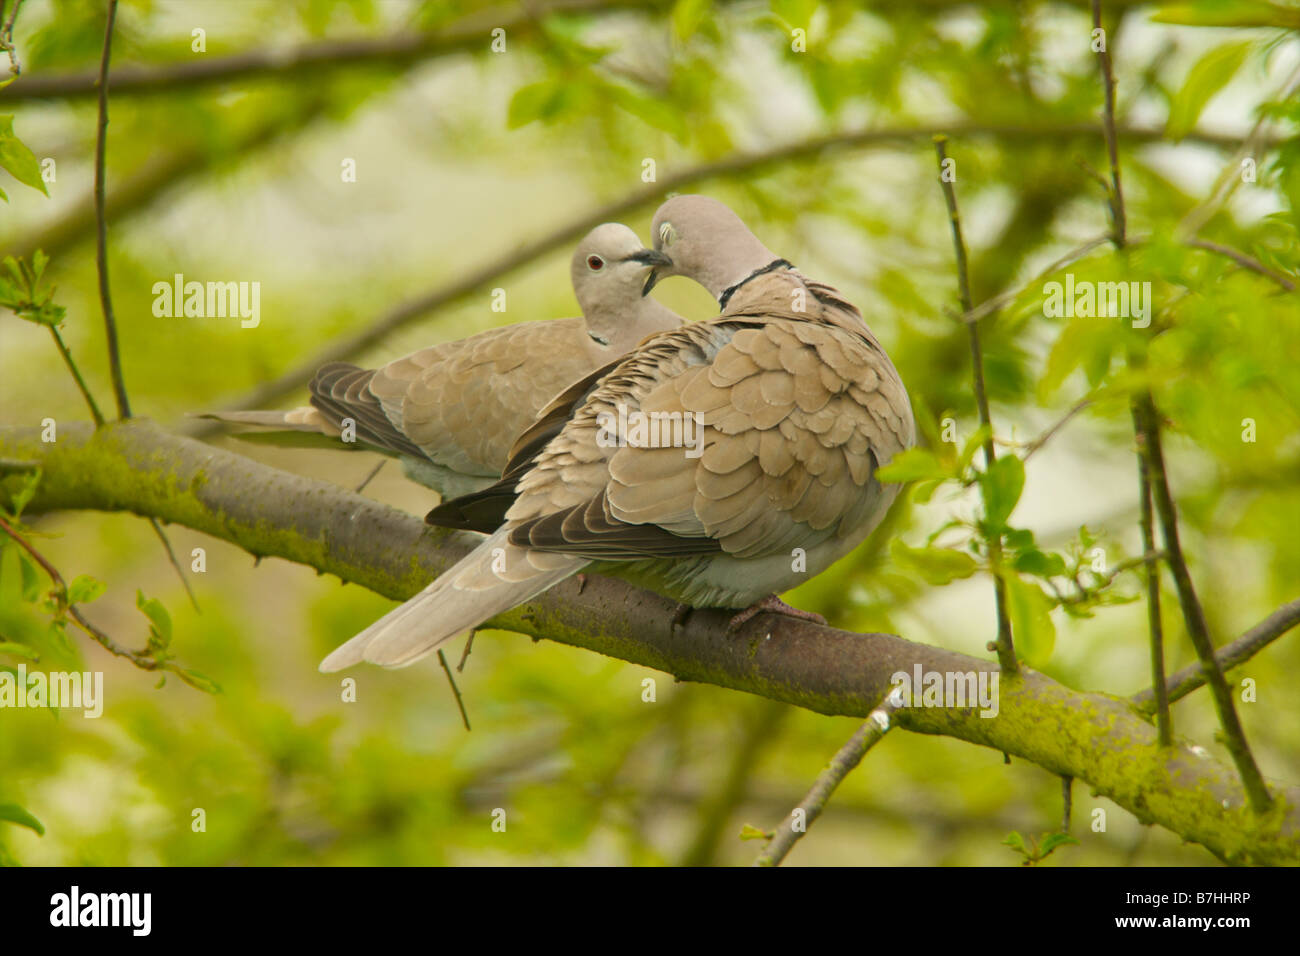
[587,255,605,271]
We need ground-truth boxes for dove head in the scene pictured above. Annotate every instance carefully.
[646,195,783,302]
[571,223,675,348]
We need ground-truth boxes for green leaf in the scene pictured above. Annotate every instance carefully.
[506,80,565,130]
[0,116,48,198]
[876,447,951,483]
[980,455,1025,530]
[17,553,39,603]
[1001,831,1027,854]
[46,620,71,654]
[1038,832,1079,855]
[603,82,688,139]
[738,822,773,841]
[1003,575,1056,667]
[1166,42,1253,141]
[1013,548,1067,579]
[891,539,978,586]
[136,590,172,651]
[957,424,993,473]
[0,642,39,662]
[174,667,223,695]
[67,575,106,605]
[0,804,45,836]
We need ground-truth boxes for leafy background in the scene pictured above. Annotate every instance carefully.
[1,0,1298,865]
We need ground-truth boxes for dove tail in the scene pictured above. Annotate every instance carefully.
[319,528,583,671]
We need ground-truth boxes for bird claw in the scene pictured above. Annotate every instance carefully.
[726,595,826,634]
[575,573,588,595]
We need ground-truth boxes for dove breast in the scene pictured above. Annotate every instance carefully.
[495,272,914,608]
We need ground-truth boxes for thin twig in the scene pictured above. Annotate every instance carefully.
[148,517,199,612]
[0,513,165,672]
[1061,775,1073,834]
[1186,238,1297,293]
[0,0,22,76]
[1092,4,1267,807]
[1140,395,1272,813]
[457,630,476,673]
[94,0,130,420]
[1178,60,1300,238]
[1133,598,1300,712]
[963,234,1112,325]
[1091,0,1174,750]
[1091,0,1126,247]
[353,459,385,494]
[93,7,195,614]
[1049,548,1165,607]
[934,135,1017,676]
[437,649,471,731]
[966,233,1293,332]
[752,689,903,866]
[47,325,105,426]
[1018,398,1093,461]
[1133,405,1171,745]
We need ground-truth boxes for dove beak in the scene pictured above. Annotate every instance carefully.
[630,249,673,296]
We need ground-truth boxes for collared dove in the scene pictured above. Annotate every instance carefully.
[321,195,915,671]
[202,224,680,498]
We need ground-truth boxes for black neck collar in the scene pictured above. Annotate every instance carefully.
[717,258,793,309]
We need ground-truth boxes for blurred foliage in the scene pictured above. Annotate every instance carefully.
[1,0,1298,865]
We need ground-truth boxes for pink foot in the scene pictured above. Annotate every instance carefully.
[727,595,827,633]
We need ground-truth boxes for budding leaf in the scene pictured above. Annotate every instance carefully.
[0,803,45,836]
[0,116,48,198]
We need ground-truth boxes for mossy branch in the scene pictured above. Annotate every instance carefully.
[0,419,1297,863]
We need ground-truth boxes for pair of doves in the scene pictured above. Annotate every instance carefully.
[213,195,915,671]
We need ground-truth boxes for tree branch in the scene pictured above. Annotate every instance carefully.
[6,96,328,266]
[1186,238,1297,293]
[753,690,903,866]
[934,135,1017,675]
[1,419,1297,863]
[0,0,1224,106]
[1139,392,1273,813]
[1133,599,1300,712]
[93,0,129,420]
[0,0,668,103]
[1092,0,1175,751]
[47,324,105,427]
